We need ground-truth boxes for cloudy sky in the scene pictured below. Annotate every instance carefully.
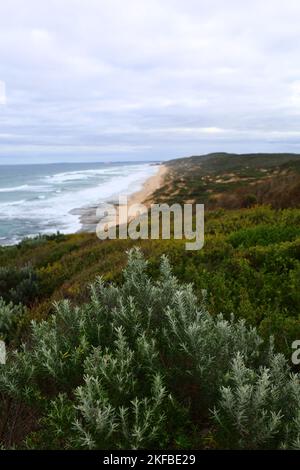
[1,0,300,163]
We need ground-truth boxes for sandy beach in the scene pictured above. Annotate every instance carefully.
[75,163,168,233]
[127,164,167,208]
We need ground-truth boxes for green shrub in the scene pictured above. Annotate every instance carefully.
[0,265,39,306]
[227,224,300,248]
[0,298,25,341]
[0,249,300,450]
[242,193,257,208]
[213,353,300,449]
[1,207,300,357]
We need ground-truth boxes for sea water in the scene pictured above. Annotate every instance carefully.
[0,161,157,245]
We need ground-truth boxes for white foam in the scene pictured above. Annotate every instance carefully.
[0,184,52,193]
[0,163,158,237]
[0,199,27,208]
[0,184,31,192]
[44,166,126,184]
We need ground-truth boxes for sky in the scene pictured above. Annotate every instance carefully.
[1,0,300,164]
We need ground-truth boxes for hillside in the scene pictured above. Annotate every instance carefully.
[1,152,300,449]
[152,152,300,209]
[1,153,300,354]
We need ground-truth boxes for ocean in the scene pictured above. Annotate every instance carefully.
[0,161,157,245]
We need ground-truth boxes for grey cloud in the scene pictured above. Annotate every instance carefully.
[0,0,300,163]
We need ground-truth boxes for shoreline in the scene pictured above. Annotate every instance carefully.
[0,163,168,246]
[127,164,167,208]
[77,163,168,233]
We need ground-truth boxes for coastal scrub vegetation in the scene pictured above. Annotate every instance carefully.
[1,153,300,448]
[1,249,300,450]
[1,205,300,355]
[152,152,300,209]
